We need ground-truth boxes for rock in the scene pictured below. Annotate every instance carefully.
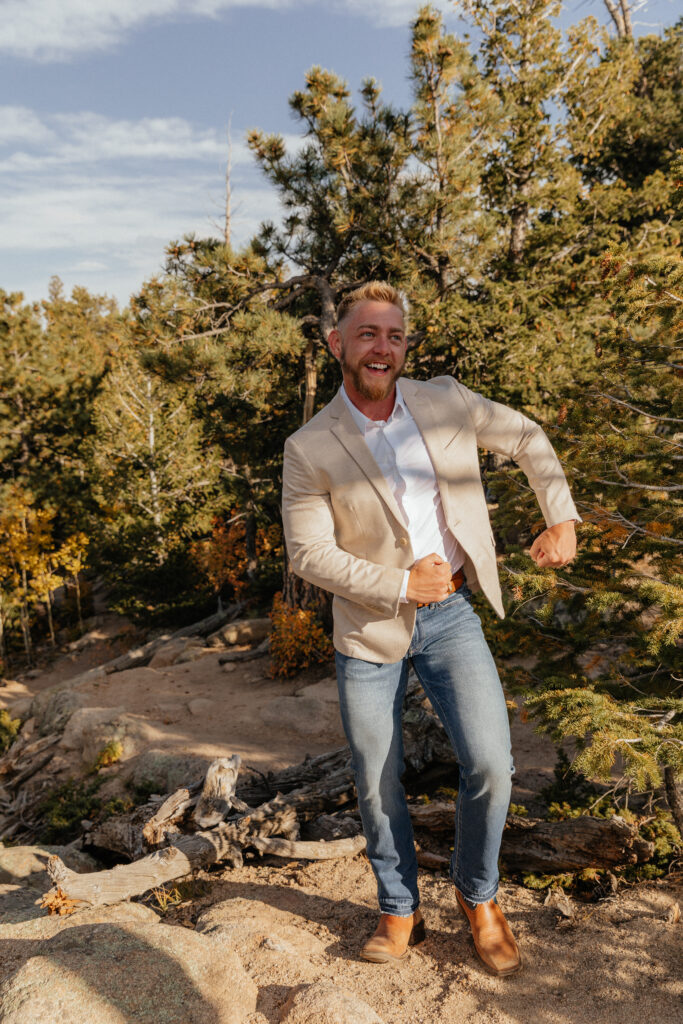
[148,640,188,668]
[196,897,326,958]
[280,982,385,1024]
[176,647,213,664]
[0,899,158,939]
[208,618,271,647]
[295,677,338,703]
[188,698,214,716]
[0,919,257,1024]
[260,696,343,738]
[30,689,86,736]
[221,663,238,674]
[128,748,211,795]
[59,707,151,766]
[0,885,44,926]
[2,698,32,721]
[0,845,99,888]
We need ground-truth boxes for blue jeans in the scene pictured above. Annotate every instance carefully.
[335,585,513,916]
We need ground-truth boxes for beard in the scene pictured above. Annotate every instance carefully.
[340,346,405,402]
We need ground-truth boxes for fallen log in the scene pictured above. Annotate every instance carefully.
[251,835,366,860]
[142,785,201,848]
[408,802,655,872]
[218,638,270,664]
[193,754,245,828]
[42,817,361,911]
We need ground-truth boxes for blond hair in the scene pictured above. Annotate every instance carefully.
[336,281,406,327]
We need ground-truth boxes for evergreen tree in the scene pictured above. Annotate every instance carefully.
[491,158,682,831]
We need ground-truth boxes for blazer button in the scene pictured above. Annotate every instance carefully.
[398,536,408,547]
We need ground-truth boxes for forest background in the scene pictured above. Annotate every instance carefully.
[1,1,682,839]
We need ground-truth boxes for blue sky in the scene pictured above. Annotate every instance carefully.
[0,0,678,306]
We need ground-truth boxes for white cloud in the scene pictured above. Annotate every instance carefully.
[0,106,303,173]
[0,0,431,60]
[0,106,55,145]
[0,170,283,302]
[0,0,292,60]
[0,105,291,303]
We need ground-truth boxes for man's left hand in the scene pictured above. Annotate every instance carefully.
[529,520,577,568]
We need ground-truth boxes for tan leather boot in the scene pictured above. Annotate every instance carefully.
[360,909,426,964]
[456,891,522,976]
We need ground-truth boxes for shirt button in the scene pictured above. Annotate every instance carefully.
[398,537,408,547]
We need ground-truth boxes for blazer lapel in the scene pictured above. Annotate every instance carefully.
[328,391,408,531]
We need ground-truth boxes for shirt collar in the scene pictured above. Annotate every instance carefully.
[340,382,407,434]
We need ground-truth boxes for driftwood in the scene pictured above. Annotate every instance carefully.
[42,788,353,910]
[193,754,247,828]
[218,637,270,664]
[142,784,201,848]
[409,802,655,872]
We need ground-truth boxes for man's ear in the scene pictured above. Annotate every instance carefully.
[328,328,342,361]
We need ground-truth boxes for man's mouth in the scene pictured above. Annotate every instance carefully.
[364,362,391,375]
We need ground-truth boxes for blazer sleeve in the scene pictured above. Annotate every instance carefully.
[282,436,406,617]
[453,380,581,527]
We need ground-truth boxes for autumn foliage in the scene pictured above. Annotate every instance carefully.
[269,592,333,677]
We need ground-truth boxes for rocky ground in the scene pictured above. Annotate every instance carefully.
[0,613,681,1023]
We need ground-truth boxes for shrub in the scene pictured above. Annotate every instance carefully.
[269,592,333,677]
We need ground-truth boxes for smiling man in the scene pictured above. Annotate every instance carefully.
[282,282,579,976]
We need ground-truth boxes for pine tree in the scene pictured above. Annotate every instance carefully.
[490,157,682,832]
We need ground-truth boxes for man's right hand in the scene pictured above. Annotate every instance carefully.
[406,554,452,604]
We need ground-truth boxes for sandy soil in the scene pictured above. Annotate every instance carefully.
[161,853,682,1024]
[1,615,681,1024]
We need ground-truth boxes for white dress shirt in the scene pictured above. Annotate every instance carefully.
[341,383,464,602]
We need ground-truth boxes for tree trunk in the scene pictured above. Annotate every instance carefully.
[664,766,683,841]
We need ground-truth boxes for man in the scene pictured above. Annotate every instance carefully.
[282,282,578,976]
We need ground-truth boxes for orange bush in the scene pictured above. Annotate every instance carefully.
[269,592,333,677]
[191,515,282,599]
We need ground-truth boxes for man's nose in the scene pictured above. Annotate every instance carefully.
[372,334,393,355]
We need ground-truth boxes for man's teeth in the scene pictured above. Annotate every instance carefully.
[366,363,389,370]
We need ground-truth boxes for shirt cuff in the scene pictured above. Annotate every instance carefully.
[399,569,411,604]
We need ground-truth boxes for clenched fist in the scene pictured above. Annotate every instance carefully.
[406,553,452,604]
[529,520,577,568]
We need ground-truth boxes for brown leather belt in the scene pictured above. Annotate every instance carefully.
[416,567,466,608]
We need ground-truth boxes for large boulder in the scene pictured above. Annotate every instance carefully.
[59,707,152,766]
[0,899,158,938]
[0,917,257,1024]
[30,688,87,736]
[0,845,98,889]
[260,695,343,739]
[196,897,326,958]
[295,677,338,703]
[207,618,271,647]
[280,982,385,1024]
[127,748,212,795]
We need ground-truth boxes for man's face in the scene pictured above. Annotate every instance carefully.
[329,300,407,403]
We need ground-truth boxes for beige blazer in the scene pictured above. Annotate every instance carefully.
[282,376,579,662]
